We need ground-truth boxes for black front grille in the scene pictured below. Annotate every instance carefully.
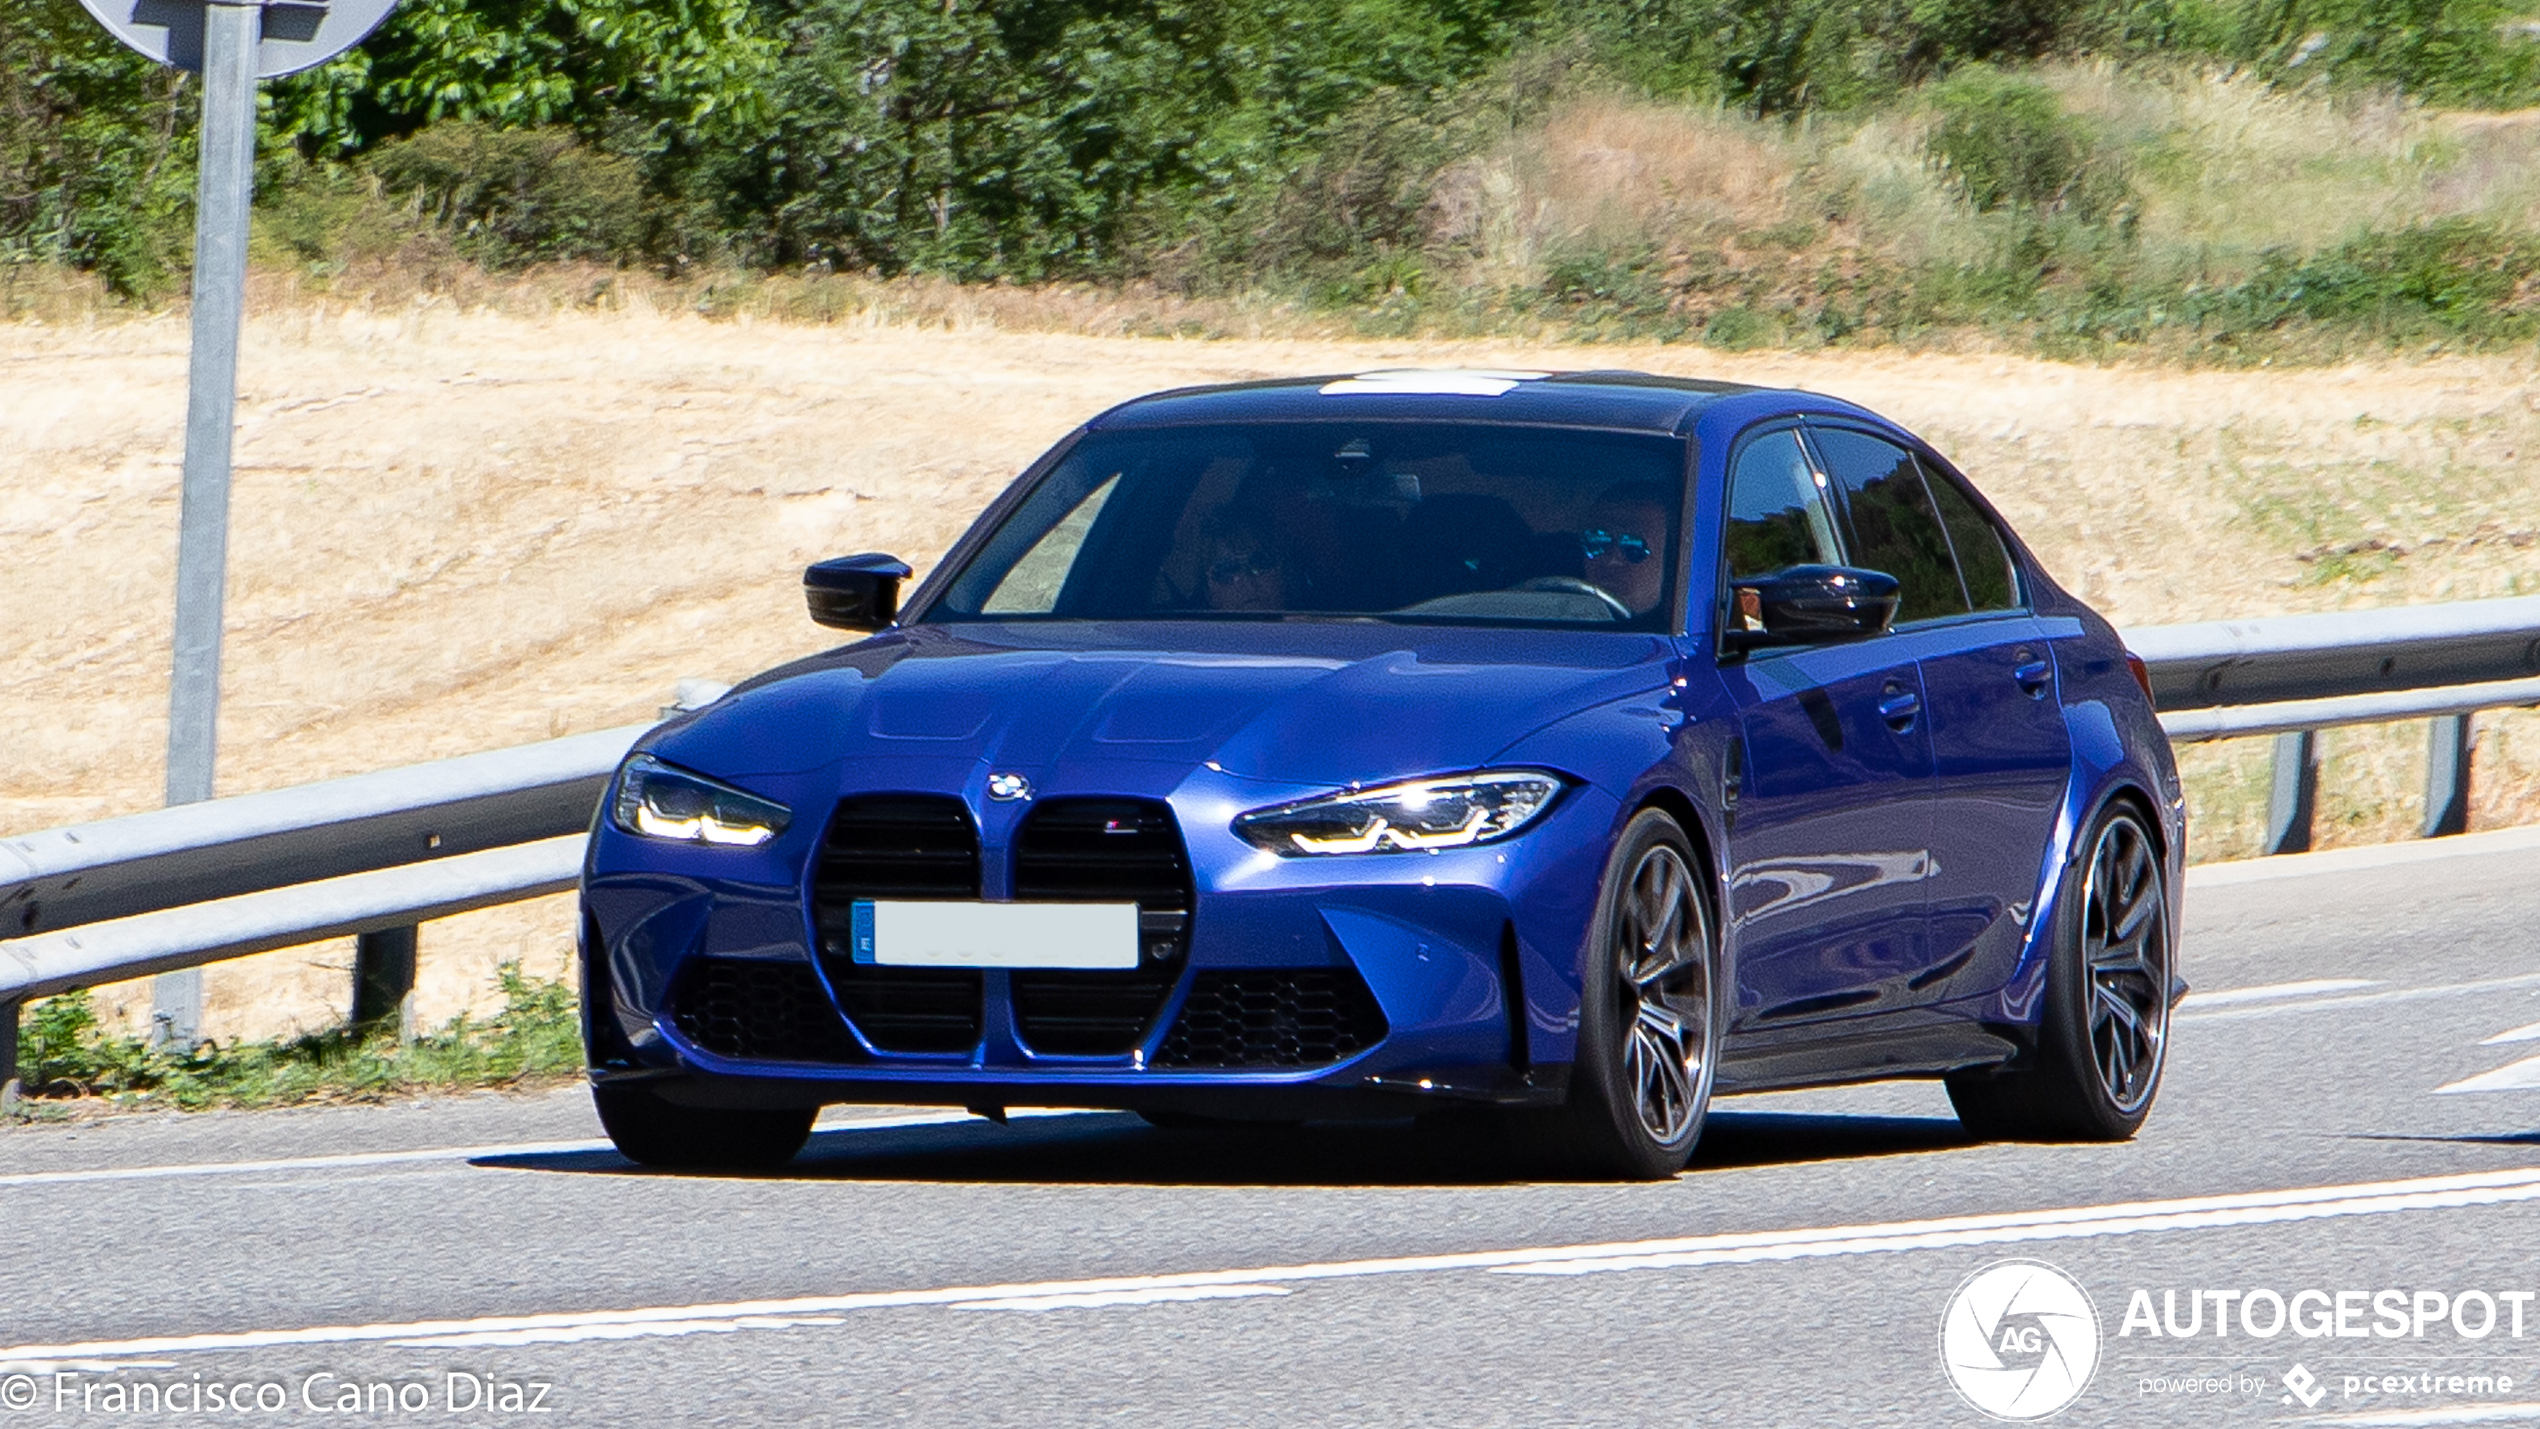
[812,795,983,1054]
[1008,798,1191,1056]
[1154,969,1389,1069]
[669,957,862,1063]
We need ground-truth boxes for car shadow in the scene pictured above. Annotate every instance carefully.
[2349,1131,2540,1148]
[470,1108,1975,1186]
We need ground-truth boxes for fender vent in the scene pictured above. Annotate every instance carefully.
[1154,969,1388,1069]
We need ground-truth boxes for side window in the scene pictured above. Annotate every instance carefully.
[1919,459,2023,612]
[1808,425,1969,625]
[1723,428,1841,580]
[980,475,1118,614]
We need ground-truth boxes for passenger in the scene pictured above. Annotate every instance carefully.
[1580,481,1672,617]
[1202,509,1286,612]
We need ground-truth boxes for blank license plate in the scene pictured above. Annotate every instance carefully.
[849,900,1139,970]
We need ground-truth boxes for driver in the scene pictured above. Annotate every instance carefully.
[1201,507,1287,612]
[1580,481,1671,617]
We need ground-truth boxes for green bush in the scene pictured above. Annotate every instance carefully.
[0,0,200,296]
[2223,218,2540,338]
[1926,67,2132,221]
[367,123,644,266]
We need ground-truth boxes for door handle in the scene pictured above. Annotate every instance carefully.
[1877,685,1921,732]
[2013,651,2052,698]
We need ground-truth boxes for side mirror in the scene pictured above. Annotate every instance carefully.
[1721,565,1900,655]
[805,554,912,631]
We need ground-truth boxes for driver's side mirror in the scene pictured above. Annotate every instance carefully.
[1721,564,1900,656]
[805,554,912,631]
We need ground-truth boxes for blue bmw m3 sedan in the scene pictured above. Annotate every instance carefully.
[580,368,2183,1178]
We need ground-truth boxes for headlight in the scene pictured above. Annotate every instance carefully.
[611,755,792,847]
[1234,770,1565,856]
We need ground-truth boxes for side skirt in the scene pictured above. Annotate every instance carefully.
[1716,1018,2021,1095]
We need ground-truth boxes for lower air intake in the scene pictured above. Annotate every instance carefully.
[669,958,862,1064]
[1153,969,1389,1069]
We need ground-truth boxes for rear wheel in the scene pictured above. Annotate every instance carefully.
[1552,810,1722,1179]
[593,1082,815,1170]
[1947,802,2171,1141]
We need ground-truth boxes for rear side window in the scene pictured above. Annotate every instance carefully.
[1807,425,1969,625]
[1723,428,1841,578]
[1919,461,2023,612]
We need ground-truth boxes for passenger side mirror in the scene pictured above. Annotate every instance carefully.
[1722,565,1900,655]
[805,554,912,631]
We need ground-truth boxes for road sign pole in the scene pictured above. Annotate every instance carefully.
[154,0,264,1047]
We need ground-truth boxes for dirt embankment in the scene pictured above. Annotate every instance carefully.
[7,301,2538,1041]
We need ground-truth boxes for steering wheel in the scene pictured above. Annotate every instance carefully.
[1515,575,1633,620]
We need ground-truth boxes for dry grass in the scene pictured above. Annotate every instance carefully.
[1416,66,2540,301]
[6,290,2540,1041]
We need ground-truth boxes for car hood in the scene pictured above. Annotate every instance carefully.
[649,621,1674,789]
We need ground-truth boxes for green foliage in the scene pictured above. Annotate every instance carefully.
[270,0,777,156]
[369,123,644,266]
[2164,0,2540,107]
[1925,67,2133,221]
[13,963,584,1112]
[0,0,199,295]
[725,0,1532,280]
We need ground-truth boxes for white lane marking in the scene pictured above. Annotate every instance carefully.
[951,1285,1290,1313]
[2176,973,2540,1024]
[2188,824,2540,888]
[2303,1406,2540,1426]
[2438,1055,2540,1094]
[2484,1020,2540,1046]
[0,1109,1096,1190]
[2178,979,2381,1009]
[13,1165,2540,1361]
[0,1140,615,1190]
[392,1316,850,1349]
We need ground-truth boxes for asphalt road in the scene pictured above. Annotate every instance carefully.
[8,829,2540,1428]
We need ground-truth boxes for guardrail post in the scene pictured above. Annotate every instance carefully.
[352,925,418,1040]
[2423,713,2474,839]
[2264,729,2318,856]
[2,997,21,1116]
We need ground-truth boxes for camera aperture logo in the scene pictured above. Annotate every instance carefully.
[1941,1259,2103,1420]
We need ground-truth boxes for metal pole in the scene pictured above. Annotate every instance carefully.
[155,0,262,1047]
[2423,713,2473,839]
[1,998,21,1116]
[2263,728,2317,857]
[352,925,418,1040]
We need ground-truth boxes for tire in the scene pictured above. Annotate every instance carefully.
[1549,809,1724,1179]
[593,1082,816,1170]
[1947,801,2172,1142]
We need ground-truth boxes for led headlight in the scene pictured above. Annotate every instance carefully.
[611,755,792,847]
[1234,770,1565,856]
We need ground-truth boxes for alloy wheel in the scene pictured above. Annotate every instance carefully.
[1614,844,1715,1144]
[2080,813,2168,1115]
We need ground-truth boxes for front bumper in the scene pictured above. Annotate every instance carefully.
[580,768,1616,1113]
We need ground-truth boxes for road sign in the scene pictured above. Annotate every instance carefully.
[74,0,402,1043]
[76,0,400,79]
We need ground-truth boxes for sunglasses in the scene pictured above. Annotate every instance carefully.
[1580,529,1651,564]
[1207,554,1279,583]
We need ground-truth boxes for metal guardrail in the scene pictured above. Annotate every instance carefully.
[3,597,2539,1096]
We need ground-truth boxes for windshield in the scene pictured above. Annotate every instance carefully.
[927,423,1686,629]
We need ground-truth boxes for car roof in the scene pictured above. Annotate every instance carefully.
[1086,368,1778,436]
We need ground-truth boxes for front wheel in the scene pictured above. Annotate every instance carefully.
[594,1082,816,1170]
[1553,810,1723,1179]
[1948,802,2172,1141]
